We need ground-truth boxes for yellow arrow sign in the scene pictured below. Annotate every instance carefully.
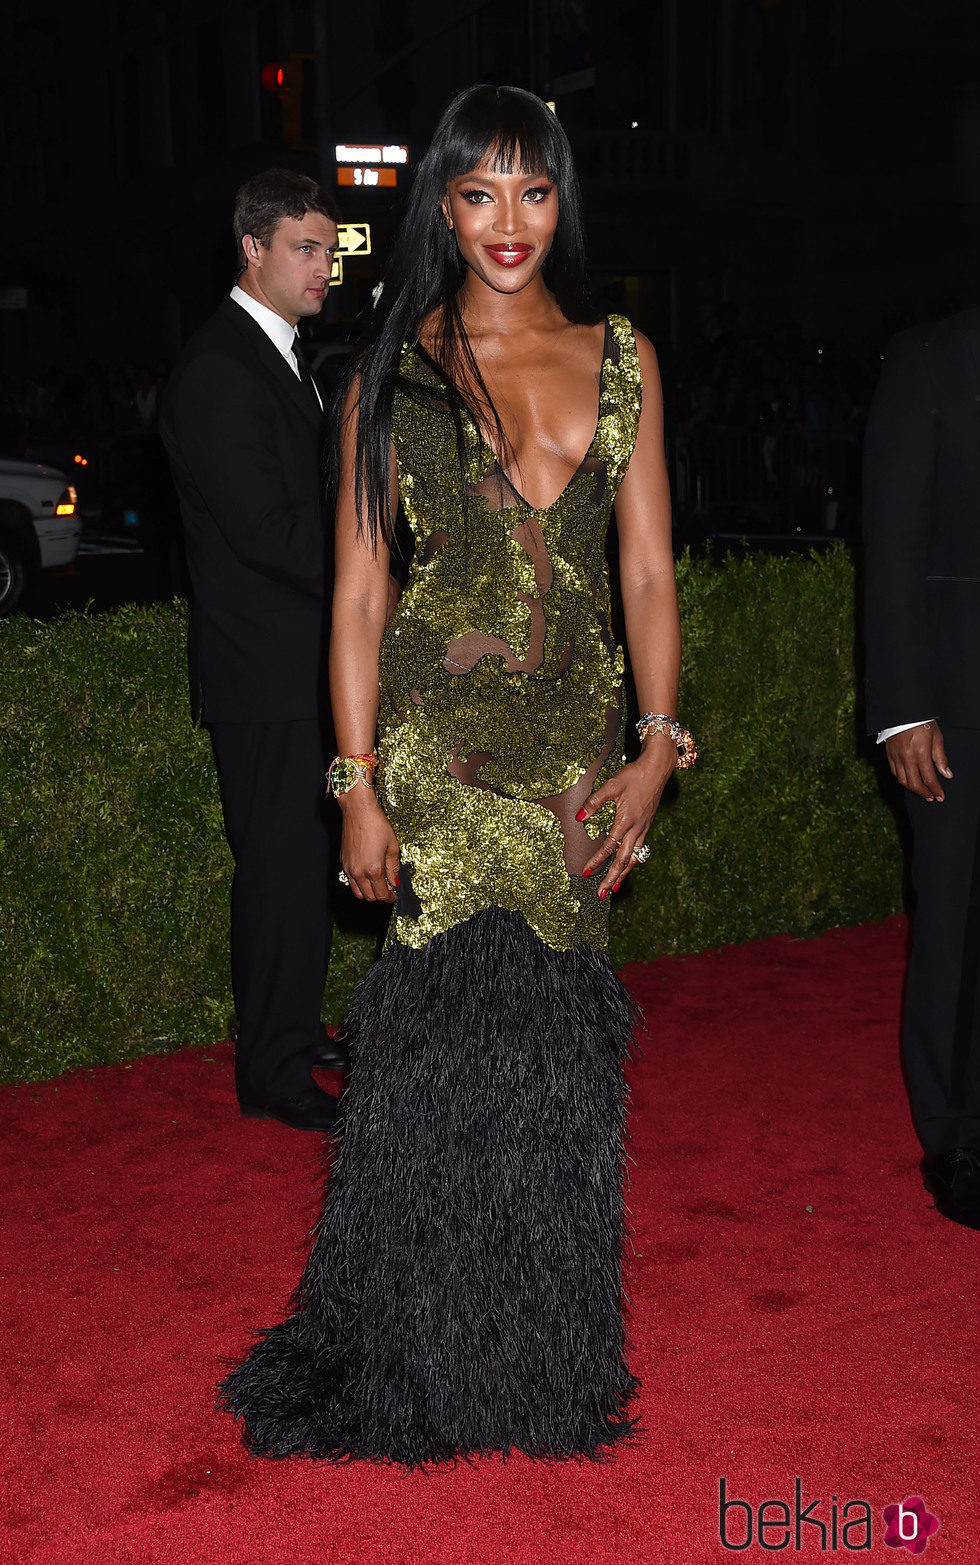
[329,254,344,288]
[336,222,372,256]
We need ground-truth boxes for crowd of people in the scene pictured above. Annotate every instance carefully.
[670,322,875,442]
[1,330,878,452]
[661,317,884,534]
[1,316,888,548]
[0,359,171,457]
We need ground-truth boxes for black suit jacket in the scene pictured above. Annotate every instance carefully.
[863,309,980,735]
[160,296,327,724]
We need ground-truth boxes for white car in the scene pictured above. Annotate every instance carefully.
[0,458,82,615]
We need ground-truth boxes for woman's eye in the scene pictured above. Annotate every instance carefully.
[461,190,490,204]
[524,186,552,203]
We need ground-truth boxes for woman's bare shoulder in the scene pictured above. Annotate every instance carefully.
[630,327,658,361]
[623,326,661,389]
[605,315,657,362]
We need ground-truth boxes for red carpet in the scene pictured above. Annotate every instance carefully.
[1,917,975,1563]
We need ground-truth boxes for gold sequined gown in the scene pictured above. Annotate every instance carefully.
[220,315,642,1464]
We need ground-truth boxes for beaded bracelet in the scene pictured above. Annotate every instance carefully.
[635,713,698,769]
[326,751,378,796]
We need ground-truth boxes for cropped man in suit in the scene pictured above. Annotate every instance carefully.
[161,169,346,1132]
[863,309,980,1227]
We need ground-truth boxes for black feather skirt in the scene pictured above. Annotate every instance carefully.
[219,907,639,1465]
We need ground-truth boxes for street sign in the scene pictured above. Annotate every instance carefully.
[336,223,372,256]
[337,167,397,188]
[335,143,408,166]
[329,255,344,288]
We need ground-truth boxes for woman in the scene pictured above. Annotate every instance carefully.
[220,84,691,1465]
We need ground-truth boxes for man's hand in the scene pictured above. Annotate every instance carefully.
[884,722,953,802]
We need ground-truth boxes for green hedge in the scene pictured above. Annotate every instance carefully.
[617,547,904,961]
[0,550,904,1084]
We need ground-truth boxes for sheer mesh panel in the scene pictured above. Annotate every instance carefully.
[435,451,619,878]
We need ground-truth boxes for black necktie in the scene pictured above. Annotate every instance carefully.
[294,341,322,412]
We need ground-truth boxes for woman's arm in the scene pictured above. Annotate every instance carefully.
[328,384,401,902]
[579,332,682,897]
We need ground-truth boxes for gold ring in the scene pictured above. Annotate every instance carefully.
[338,869,349,886]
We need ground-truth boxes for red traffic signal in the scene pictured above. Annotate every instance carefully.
[260,55,315,148]
[261,62,287,94]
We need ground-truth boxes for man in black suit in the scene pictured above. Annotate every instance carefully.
[863,309,980,1227]
[161,169,346,1132]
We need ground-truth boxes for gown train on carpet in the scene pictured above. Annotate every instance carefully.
[219,907,638,1464]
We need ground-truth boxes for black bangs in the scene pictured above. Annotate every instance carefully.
[437,85,566,185]
[484,135,554,178]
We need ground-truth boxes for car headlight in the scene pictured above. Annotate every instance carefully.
[55,485,77,516]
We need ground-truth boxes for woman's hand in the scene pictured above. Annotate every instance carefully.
[577,733,676,899]
[338,786,401,903]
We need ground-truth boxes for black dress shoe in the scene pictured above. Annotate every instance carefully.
[310,1031,351,1071]
[922,1149,980,1229]
[239,1085,340,1132]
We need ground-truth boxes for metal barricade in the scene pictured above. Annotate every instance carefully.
[670,427,859,541]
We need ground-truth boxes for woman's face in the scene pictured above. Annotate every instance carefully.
[442,151,558,295]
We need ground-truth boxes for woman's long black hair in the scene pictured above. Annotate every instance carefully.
[338,83,599,551]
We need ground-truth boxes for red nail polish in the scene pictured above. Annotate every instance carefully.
[575,808,587,822]
[394,874,400,887]
[598,887,607,900]
[613,881,621,893]
[582,867,592,877]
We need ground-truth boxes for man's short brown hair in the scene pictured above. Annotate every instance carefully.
[233,168,341,250]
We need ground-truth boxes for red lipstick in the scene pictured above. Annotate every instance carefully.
[484,244,534,266]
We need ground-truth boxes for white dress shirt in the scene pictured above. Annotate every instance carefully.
[229,286,322,407]
[877,720,937,744]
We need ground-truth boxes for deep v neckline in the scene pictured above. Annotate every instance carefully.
[411,318,611,515]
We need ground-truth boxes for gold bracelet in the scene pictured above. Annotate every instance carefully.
[326,751,378,796]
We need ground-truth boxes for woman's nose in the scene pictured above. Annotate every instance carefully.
[493,198,523,235]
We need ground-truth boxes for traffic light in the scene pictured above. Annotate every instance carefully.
[260,54,316,150]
